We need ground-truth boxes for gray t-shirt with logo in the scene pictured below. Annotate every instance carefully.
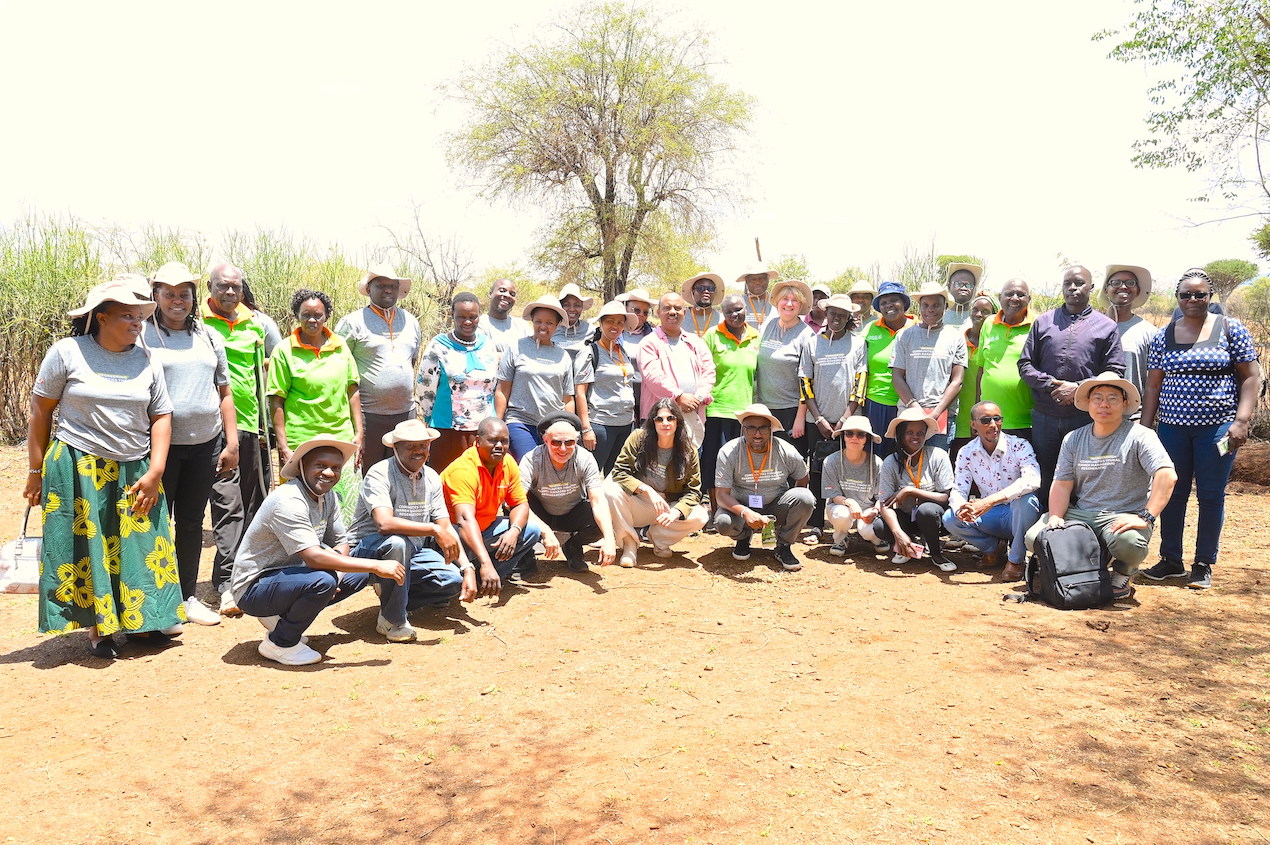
[347,457,447,549]
[1055,420,1173,514]
[142,323,229,446]
[496,337,576,427]
[889,322,969,413]
[519,445,603,516]
[335,306,423,416]
[574,341,637,426]
[715,437,808,507]
[821,451,882,505]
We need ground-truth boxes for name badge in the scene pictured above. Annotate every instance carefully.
[748,494,764,509]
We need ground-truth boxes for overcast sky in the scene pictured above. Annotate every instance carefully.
[1,0,1261,295]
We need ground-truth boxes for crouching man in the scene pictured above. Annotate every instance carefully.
[347,420,476,643]
[230,438,406,666]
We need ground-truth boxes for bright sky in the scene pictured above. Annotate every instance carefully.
[1,0,1261,295]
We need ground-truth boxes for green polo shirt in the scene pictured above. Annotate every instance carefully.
[977,310,1035,430]
[201,300,267,433]
[267,329,360,443]
[704,323,760,418]
[864,316,915,405]
[954,335,982,438]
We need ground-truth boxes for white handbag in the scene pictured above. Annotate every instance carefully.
[0,507,41,594]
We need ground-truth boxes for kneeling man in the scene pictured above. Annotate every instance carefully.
[441,417,543,595]
[943,401,1041,582]
[713,403,815,572]
[347,420,475,643]
[1026,374,1176,601]
[231,438,406,666]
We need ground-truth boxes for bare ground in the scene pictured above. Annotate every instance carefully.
[0,443,1267,845]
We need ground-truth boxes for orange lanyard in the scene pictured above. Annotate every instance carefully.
[369,305,397,345]
[601,339,629,378]
[689,308,711,336]
[903,450,924,488]
[747,294,768,323]
[745,446,771,492]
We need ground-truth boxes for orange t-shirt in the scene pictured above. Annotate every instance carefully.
[440,446,526,528]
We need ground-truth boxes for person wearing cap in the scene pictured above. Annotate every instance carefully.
[346,420,473,643]
[335,264,423,469]
[943,263,983,327]
[872,407,957,571]
[1026,375,1176,602]
[803,283,832,332]
[478,278,529,353]
[637,292,716,448]
[417,292,501,471]
[755,280,815,451]
[203,262,273,616]
[703,293,761,521]
[606,399,709,566]
[682,273,722,337]
[27,277,184,658]
[230,438,405,666]
[1101,264,1159,418]
[822,417,886,557]
[267,289,363,511]
[553,283,594,359]
[618,287,657,346]
[1140,270,1260,589]
[862,281,917,458]
[518,412,616,571]
[949,291,999,457]
[798,293,868,538]
[713,404,815,571]
[143,262,238,627]
[574,300,638,474]
[975,279,1035,440]
[737,265,778,329]
[494,295,576,461]
[890,282,969,452]
[847,280,878,337]
[1019,265,1125,503]
[441,417,544,592]
[942,401,1041,581]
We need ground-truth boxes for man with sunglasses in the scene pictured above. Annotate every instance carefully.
[1102,264,1158,420]
[942,402,1041,582]
[518,412,617,572]
[681,273,722,337]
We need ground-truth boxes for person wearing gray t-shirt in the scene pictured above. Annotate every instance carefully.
[890,283,968,452]
[495,297,577,461]
[1101,264,1159,421]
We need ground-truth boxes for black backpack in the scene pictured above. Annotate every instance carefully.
[1025,522,1115,610]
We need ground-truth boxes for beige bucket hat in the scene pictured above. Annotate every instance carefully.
[1074,373,1142,415]
[68,276,157,319]
[885,406,939,440]
[770,280,813,315]
[735,265,778,283]
[557,283,595,309]
[521,294,568,322]
[837,415,881,443]
[280,437,358,480]
[681,273,724,300]
[945,263,984,286]
[733,403,785,431]
[359,262,413,297]
[381,419,440,447]
[913,281,954,307]
[1100,264,1153,308]
[616,288,654,308]
[150,261,201,288]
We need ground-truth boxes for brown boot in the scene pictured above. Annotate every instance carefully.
[1000,561,1025,582]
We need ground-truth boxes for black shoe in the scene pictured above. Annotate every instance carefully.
[1188,563,1212,589]
[1142,558,1186,580]
[732,536,751,561]
[775,544,802,571]
[517,556,539,575]
[89,637,117,659]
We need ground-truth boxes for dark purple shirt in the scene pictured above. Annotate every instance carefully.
[1017,305,1125,419]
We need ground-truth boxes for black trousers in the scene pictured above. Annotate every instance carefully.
[163,434,221,598]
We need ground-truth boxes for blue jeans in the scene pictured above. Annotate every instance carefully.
[464,516,543,584]
[866,400,899,459]
[238,566,370,648]
[1031,410,1090,505]
[943,494,1040,564]
[1157,420,1236,566]
[352,534,463,624]
[507,422,542,463]
[590,422,633,475]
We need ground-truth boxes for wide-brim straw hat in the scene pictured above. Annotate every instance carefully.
[770,280,813,315]
[381,419,440,447]
[945,263,984,286]
[616,288,654,308]
[521,295,568,323]
[872,281,910,312]
[595,300,628,321]
[68,277,157,319]
[913,281,954,307]
[280,437,358,480]
[736,265,778,284]
[681,273,724,300]
[837,415,881,443]
[885,406,940,440]
[150,261,200,289]
[847,280,878,299]
[810,283,832,298]
[358,262,413,297]
[1074,372,1142,415]
[823,293,861,314]
[1100,264,1153,308]
[733,403,785,431]
[557,283,595,309]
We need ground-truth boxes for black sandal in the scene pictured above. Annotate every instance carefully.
[89,638,118,659]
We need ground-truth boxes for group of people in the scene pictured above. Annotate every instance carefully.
[25,257,1260,665]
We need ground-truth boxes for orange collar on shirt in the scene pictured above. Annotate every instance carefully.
[992,308,1034,329]
[873,314,915,336]
[716,322,758,345]
[289,326,342,357]
[201,299,254,329]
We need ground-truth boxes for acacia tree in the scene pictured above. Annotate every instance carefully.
[1204,257,1260,301]
[447,2,752,301]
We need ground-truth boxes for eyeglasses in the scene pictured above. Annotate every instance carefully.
[627,307,649,316]
[1106,279,1138,289]
[742,424,772,433]
[653,415,677,423]
[1177,291,1210,301]
[976,415,1003,424]
[548,438,578,447]
[843,431,869,439]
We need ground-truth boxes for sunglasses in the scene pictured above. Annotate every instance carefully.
[653,415,677,423]
[977,415,1003,424]
[1177,291,1209,301]
[627,307,649,316]
[843,431,869,439]
[548,438,578,447]
[693,284,717,293]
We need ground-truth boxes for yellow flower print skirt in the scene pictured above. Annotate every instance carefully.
[38,441,185,636]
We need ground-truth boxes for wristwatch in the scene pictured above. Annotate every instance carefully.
[1137,509,1156,526]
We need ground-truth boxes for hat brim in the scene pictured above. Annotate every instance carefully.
[381,423,440,447]
[834,425,881,444]
[1100,265,1152,308]
[522,301,568,322]
[359,274,413,298]
[734,409,785,432]
[68,291,157,319]
[280,438,358,479]
[1073,377,1142,415]
[872,290,911,312]
[770,281,813,315]
[681,273,724,300]
[736,268,778,284]
[885,411,939,440]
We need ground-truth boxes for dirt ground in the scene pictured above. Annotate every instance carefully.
[0,442,1267,845]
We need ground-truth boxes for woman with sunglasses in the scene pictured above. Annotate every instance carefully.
[1140,269,1261,589]
[823,417,887,556]
[605,399,708,567]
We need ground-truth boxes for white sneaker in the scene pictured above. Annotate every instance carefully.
[257,637,322,666]
[258,615,308,645]
[892,553,910,564]
[160,623,184,635]
[376,613,417,643]
[219,590,243,618]
[184,597,221,626]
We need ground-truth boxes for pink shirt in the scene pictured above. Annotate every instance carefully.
[637,326,716,422]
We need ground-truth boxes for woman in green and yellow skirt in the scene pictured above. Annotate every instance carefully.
[25,277,186,659]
